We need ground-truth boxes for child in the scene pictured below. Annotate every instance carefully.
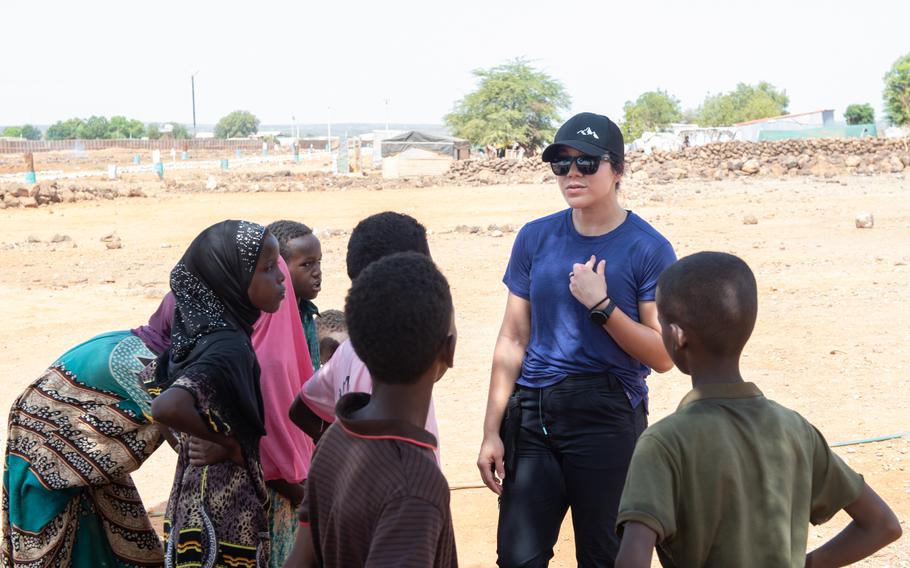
[186,255,316,568]
[251,256,315,567]
[267,220,322,369]
[315,309,347,366]
[615,252,901,567]
[150,220,286,568]
[285,252,458,567]
[287,212,440,464]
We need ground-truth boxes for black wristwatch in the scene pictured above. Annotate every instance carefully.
[590,298,616,326]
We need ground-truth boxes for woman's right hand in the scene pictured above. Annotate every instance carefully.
[477,434,506,495]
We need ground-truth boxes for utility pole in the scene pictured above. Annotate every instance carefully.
[327,106,332,152]
[191,71,199,137]
[384,98,390,131]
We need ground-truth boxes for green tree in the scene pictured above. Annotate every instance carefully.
[75,116,110,139]
[21,124,41,140]
[107,116,146,139]
[147,124,161,139]
[883,52,910,126]
[165,122,191,139]
[844,104,875,125]
[46,118,85,140]
[2,126,23,138]
[214,110,260,139]
[444,58,570,152]
[620,89,682,141]
[696,82,789,126]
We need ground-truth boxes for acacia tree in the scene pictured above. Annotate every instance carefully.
[445,59,570,152]
[844,104,875,125]
[697,82,789,126]
[214,110,260,139]
[883,52,910,126]
[620,90,682,141]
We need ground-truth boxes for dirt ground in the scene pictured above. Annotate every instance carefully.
[0,170,907,566]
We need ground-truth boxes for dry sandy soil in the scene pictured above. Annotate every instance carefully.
[0,168,907,566]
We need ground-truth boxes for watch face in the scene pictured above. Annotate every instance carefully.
[590,311,607,326]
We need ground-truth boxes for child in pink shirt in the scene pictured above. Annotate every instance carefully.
[289,212,442,464]
[295,338,440,463]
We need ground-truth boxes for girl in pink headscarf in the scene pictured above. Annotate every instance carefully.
[252,255,315,565]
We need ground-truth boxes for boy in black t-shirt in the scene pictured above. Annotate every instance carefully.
[284,252,458,568]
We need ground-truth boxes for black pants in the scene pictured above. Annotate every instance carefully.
[496,375,647,568]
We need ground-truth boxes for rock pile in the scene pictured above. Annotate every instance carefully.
[0,180,146,209]
[1,138,907,211]
[626,138,910,182]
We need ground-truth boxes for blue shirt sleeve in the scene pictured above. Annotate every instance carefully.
[502,226,532,300]
[636,240,677,302]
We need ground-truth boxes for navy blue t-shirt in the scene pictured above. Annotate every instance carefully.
[503,209,676,408]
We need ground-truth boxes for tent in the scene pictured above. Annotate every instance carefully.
[381,131,469,159]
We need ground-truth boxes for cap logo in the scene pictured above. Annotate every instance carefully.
[577,127,599,139]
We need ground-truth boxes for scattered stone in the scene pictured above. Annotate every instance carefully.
[490,230,504,238]
[26,235,41,243]
[855,212,874,229]
[743,214,759,225]
[50,234,71,243]
[741,159,761,174]
[206,176,218,190]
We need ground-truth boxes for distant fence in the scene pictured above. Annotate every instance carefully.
[0,138,266,154]
[758,123,878,141]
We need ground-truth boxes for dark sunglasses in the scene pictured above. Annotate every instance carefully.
[548,155,610,176]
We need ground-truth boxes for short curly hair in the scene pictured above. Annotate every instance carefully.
[266,220,313,259]
[657,251,757,357]
[345,252,452,384]
[316,309,346,334]
[346,212,430,280]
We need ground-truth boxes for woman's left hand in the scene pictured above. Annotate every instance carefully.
[569,255,608,309]
[187,436,243,466]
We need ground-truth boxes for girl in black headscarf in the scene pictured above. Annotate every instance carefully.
[150,220,286,568]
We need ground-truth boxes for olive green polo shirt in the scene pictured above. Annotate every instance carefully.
[617,382,864,567]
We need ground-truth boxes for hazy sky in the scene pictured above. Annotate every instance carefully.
[1,0,907,127]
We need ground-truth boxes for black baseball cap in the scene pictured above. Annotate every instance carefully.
[541,112,624,163]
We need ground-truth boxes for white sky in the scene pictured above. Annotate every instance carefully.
[1,0,908,127]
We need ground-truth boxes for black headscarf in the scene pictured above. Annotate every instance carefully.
[152,220,269,438]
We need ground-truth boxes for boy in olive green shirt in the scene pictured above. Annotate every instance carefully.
[616,252,901,568]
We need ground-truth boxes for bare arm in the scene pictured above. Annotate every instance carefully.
[805,484,902,568]
[604,301,673,373]
[157,423,179,450]
[615,523,657,568]
[282,523,317,568]
[477,292,530,495]
[570,256,673,372]
[150,387,242,464]
[289,393,330,444]
[266,479,305,508]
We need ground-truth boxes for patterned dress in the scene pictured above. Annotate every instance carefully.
[161,370,269,568]
[2,331,165,568]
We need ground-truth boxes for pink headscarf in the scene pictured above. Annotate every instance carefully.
[252,256,315,483]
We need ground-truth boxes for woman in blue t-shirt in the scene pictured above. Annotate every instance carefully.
[477,112,677,567]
